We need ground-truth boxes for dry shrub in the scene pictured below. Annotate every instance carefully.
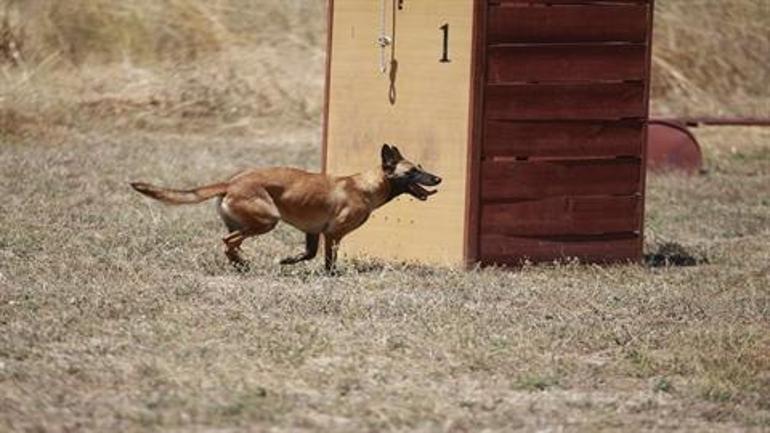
[0,0,325,136]
[2,0,323,64]
[0,0,768,138]
[651,0,770,117]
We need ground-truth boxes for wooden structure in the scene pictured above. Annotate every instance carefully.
[323,0,655,267]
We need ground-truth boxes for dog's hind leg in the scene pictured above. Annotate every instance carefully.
[218,190,280,270]
[222,231,251,270]
[280,233,320,265]
[217,196,243,233]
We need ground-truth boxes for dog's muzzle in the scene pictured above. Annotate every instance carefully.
[408,174,442,201]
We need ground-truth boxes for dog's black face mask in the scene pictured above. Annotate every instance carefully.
[380,144,442,202]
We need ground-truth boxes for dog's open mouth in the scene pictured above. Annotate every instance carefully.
[408,183,438,201]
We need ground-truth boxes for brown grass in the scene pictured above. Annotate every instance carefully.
[1,126,768,432]
[1,1,769,431]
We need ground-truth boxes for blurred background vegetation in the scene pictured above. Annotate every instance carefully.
[1,0,768,138]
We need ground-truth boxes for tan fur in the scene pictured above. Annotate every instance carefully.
[131,146,439,272]
[130,182,229,204]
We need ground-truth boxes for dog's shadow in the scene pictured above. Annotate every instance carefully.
[644,242,707,268]
[266,259,444,279]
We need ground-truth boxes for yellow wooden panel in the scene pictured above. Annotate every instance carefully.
[325,0,474,266]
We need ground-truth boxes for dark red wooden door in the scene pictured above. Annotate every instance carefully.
[477,0,654,265]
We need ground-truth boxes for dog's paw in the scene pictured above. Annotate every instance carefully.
[228,259,251,273]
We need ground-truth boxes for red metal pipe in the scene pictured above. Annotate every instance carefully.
[657,117,770,127]
[647,119,703,173]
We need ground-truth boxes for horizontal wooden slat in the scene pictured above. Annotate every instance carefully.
[488,4,649,44]
[482,195,642,236]
[487,44,647,83]
[485,82,646,120]
[481,233,642,265]
[490,1,650,4]
[481,158,642,200]
[484,120,644,158]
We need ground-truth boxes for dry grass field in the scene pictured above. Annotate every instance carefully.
[1,1,769,432]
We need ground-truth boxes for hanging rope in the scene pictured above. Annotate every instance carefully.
[377,0,392,74]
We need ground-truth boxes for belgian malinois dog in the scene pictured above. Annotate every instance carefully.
[131,144,441,272]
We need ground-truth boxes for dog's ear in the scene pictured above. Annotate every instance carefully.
[381,144,398,171]
[390,145,404,161]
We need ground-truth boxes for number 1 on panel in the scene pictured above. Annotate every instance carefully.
[440,23,451,63]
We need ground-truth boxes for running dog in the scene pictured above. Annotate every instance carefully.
[130,144,441,271]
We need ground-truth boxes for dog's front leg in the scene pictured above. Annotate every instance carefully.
[324,235,340,274]
[280,233,319,265]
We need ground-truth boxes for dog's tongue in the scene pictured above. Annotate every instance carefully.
[408,184,436,200]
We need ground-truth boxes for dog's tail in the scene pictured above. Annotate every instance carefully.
[130,181,228,205]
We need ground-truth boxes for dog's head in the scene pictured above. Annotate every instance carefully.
[380,144,442,201]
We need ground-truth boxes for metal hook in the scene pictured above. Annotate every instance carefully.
[377,35,392,48]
